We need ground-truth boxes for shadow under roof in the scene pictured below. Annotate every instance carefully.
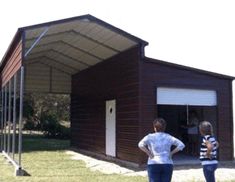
[22,14,148,75]
[12,14,148,94]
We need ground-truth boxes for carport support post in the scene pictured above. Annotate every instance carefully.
[3,85,7,151]
[12,74,17,160]
[7,79,12,154]
[16,66,24,176]
[2,87,5,151]
[186,105,189,125]
[0,90,3,151]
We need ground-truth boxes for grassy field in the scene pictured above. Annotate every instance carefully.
[1,134,235,182]
[0,134,147,182]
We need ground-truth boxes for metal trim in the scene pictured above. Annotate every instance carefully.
[18,66,24,167]
[24,27,49,57]
[26,56,77,74]
[12,74,17,160]
[26,40,103,61]
[7,79,12,154]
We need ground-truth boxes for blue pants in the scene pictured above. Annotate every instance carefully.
[147,164,173,182]
[203,164,218,182]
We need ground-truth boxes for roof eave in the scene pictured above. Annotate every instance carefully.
[144,57,235,80]
[0,29,22,72]
[87,15,149,47]
[19,14,148,47]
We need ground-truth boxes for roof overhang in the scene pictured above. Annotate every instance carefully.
[144,57,235,80]
[1,14,148,94]
[22,14,148,75]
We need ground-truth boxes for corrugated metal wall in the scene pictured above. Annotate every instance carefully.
[139,58,234,161]
[71,46,142,163]
[1,40,22,87]
[24,62,71,93]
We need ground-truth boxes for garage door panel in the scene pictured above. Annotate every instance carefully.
[157,87,217,106]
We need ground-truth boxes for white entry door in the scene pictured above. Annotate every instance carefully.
[105,100,116,157]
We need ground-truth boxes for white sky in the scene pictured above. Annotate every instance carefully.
[0,0,235,156]
[0,0,235,77]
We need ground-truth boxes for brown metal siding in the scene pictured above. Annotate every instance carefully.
[1,40,22,86]
[139,58,233,163]
[71,50,233,165]
[71,46,142,163]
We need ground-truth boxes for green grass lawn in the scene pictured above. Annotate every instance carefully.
[0,134,147,182]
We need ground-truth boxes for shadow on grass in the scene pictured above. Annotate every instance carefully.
[22,169,31,176]
[22,133,70,153]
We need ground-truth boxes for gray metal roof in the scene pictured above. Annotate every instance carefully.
[20,14,148,93]
[23,15,147,74]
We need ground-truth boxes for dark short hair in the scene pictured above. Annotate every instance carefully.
[153,118,166,132]
[199,121,213,135]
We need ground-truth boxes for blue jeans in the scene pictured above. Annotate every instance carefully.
[203,164,218,182]
[147,164,173,182]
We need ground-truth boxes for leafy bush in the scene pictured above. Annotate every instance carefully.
[57,125,70,139]
[24,119,36,130]
[22,93,70,139]
[40,113,70,139]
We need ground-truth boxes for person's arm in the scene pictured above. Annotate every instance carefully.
[205,140,213,159]
[215,141,219,149]
[138,145,154,159]
[171,136,185,157]
[170,147,180,156]
[138,135,154,159]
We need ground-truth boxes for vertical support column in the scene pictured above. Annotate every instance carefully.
[1,70,25,176]
[186,105,189,125]
[3,85,7,151]
[0,90,3,151]
[18,67,24,168]
[7,80,12,154]
[12,74,17,159]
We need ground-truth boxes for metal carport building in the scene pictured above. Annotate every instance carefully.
[0,14,147,175]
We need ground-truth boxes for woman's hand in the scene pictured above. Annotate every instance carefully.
[147,151,154,159]
[139,146,154,159]
[170,148,180,158]
[215,141,219,149]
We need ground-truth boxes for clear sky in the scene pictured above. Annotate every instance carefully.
[0,0,235,77]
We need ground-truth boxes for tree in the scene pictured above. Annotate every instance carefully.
[23,93,70,138]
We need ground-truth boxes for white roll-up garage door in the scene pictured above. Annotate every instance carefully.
[157,87,217,106]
